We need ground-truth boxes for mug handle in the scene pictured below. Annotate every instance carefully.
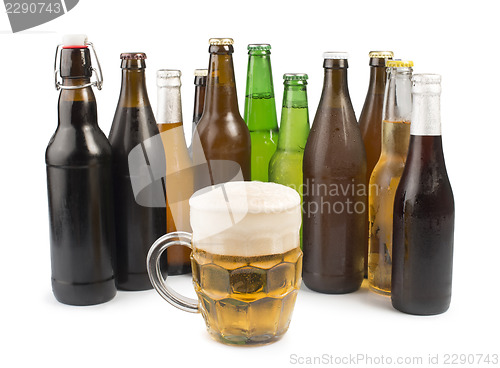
[147,231,199,313]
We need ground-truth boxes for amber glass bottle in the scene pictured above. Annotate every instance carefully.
[391,74,454,315]
[156,70,193,275]
[359,51,393,275]
[46,36,116,305]
[192,38,251,189]
[303,52,367,294]
[109,53,166,290]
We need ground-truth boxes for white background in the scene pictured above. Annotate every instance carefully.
[1,1,498,367]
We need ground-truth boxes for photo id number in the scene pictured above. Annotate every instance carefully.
[5,2,62,14]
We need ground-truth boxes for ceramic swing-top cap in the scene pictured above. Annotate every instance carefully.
[62,34,88,48]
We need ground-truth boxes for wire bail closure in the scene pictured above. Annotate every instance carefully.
[54,42,104,91]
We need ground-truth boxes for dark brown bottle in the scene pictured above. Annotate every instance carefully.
[359,51,393,276]
[189,69,207,159]
[192,69,208,132]
[392,74,454,315]
[46,35,116,305]
[192,38,251,189]
[109,52,166,291]
[302,52,367,294]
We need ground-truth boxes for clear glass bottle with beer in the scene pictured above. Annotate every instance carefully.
[302,52,367,294]
[244,44,279,181]
[46,35,116,305]
[109,52,166,291]
[359,51,393,275]
[368,60,413,295]
[192,38,251,189]
[392,74,454,315]
[269,73,310,248]
[156,69,193,275]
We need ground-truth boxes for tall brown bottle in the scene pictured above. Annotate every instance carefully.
[192,38,251,189]
[303,52,367,294]
[359,51,393,276]
[109,53,167,291]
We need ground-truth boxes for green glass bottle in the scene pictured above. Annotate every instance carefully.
[244,44,278,181]
[269,73,310,248]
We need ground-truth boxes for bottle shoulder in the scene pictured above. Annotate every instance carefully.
[109,105,159,149]
[46,124,112,166]
[395,162,454,216]
[197,112,251,144]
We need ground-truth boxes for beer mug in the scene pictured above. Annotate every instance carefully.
[147,181,302,345]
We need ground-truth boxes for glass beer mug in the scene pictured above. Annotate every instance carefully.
[147,181,302,345]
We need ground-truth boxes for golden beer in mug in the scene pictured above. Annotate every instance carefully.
[147,181,302,345]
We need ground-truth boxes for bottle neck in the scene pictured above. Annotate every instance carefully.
[411,93,441,136]
[321,67,350,107]
[383,67,412,123]
[118,68,151,108]
[367,65,387,95]
[58,77,97,128]
[381,121,411,157]
[278,82,309,150]
[157,83,183,125]
[204,52,240,115]
[193,83,206,125]
[245,52,274,97]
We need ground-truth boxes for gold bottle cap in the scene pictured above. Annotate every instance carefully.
[386,60,414,68]
[194,69,208,77]
[209,38,234,46]
[369,51,394,58]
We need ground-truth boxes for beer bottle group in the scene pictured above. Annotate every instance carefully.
[46,35,455,318]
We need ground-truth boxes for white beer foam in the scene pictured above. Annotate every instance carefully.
[190,181,301,257]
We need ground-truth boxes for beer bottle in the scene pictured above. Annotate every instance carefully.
[188,69,208,158]
[368,60,413,295]
[359,51,393,276]
[46,35,116,305]
[192,69,208,132]
[244,44,278,181]
[359,51,394,182]
[109,52,167,291]
[269,73,310,248]
[156,70,193,275]
[392,74,454,315]
[193,38,251,188]
[302,52,367,294]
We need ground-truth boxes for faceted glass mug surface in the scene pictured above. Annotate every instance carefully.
[147,181,302,345]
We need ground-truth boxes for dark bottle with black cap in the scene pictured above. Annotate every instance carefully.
[109,52,167,291]
[46,34,116,305]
